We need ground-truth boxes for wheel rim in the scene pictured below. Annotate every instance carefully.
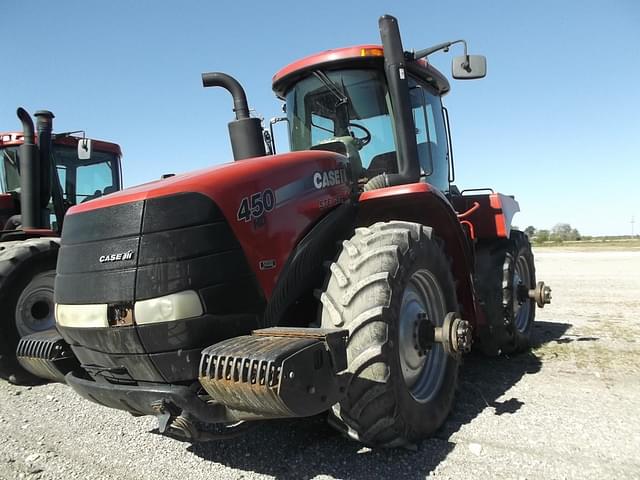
[513,255,532,332]
[398,269,448,403]
[15,283,56,337]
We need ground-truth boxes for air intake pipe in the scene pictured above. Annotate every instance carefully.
[35,110,54,210]
[366,15,421,190]
[16,107,41,229]
[202,72,266,161]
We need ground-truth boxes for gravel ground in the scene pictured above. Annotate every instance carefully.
[1,247,639,480]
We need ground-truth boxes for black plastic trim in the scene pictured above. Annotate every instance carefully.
[61,201,144,245]
[138,222,239,265]
[142,192,224,233]
[58,325,146,354]
[55,269,136,304]
[66,372,227,423]
[70,345,162,383]
[135,249,251,300]
[136,313,260,354]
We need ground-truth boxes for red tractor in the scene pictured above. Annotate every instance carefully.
[0,109,122,383]
[18,15,550,447]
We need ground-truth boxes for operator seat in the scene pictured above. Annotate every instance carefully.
[81,190,103,203]
[367,142,438,181]
[310,136,364,182]
[367,151,398,178]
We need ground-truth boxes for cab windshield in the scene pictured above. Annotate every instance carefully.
[286,69,397,171]
[0,143,121,204]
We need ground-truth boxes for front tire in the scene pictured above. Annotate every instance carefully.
[0,239,59,384]
[320,221,459,447]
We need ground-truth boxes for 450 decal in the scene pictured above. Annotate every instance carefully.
[237,188,276,222]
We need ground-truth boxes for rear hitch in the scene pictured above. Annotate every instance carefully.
[416,312,472,358]
[527,281,552,308]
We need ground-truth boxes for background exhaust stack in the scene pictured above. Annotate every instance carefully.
[35,110,54,212]
[202,72,267,161]
[16,108,40,229]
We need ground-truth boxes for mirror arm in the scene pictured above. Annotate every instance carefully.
[411,39,468,63]
[268,116,288,155]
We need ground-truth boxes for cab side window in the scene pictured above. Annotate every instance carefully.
[409,79,449,192]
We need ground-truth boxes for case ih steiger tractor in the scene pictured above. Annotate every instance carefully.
[17,15,550,447]
[0,109,122,383]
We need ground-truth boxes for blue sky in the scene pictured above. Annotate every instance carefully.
[1,1,638,235]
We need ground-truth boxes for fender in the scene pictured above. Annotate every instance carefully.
[357,182,485,329]
[451,192,520,240]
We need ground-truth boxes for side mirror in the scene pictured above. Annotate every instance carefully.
[452,55,487,79]
[77,138,92,160]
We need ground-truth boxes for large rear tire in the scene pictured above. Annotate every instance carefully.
[320,221,459,447]
[0,238,60,384]
[475,230,536,355]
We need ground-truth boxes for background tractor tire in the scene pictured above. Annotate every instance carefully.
[475,230,536,355]
[320,221,460,447]
[0,238,60,384]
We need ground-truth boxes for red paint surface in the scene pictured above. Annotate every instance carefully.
[68,151,351,298]
[451,193,517,240]
[357,182,483,329]
[0,193,14,211]
[272,44,383,86]
[359,182,431,202]
[0,132,122,157]
[21,228,57,237]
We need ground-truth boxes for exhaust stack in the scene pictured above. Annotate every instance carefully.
[16,108,41,229]
[35,110,54,212]
[376,14,420,188]
[202,72,266,161]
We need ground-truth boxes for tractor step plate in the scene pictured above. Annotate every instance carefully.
[16,329,78,382]
[198,327,347,419]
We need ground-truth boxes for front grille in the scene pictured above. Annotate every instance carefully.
[55,191,266,384]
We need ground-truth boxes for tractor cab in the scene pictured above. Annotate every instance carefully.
[0,132,122,231]
[272,46,454,192]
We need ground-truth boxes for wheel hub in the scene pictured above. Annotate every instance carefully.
[16,285,56,337]
[398,269,452,403]
[512,255,532,332]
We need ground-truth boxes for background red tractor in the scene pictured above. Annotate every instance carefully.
[18,14,550,447]
[0,109,122,383]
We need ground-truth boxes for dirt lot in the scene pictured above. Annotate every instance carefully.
[1,246,639,480]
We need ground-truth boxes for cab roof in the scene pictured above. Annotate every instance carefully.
[0,132,122,156]
[272,44,450,98]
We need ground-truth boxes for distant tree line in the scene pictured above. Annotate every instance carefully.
[522,223,584,243]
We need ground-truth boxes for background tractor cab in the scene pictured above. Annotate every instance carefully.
[0,126,122,234]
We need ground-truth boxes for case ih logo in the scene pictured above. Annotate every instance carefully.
[99,250,134,263]
[313,168,347,190]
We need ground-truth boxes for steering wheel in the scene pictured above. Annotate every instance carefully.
[347,123,372,150]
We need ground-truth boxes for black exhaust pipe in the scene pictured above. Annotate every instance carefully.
[16,108,41,229]
[202,72,266,161]
[374,14,420,188]
[35,110,54,211]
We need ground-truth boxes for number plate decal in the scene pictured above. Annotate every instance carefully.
[237,189,275,222]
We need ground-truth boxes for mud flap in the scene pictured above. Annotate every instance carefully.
[199,327,348,420]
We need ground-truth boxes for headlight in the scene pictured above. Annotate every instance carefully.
[55,304,108,328]
[134,290,203,325]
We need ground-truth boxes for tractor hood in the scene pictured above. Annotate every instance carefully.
[68,151,346,216]
[55,149,352,385]
[62,150,352,300]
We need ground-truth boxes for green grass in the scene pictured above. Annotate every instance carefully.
[533,238,640,251]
